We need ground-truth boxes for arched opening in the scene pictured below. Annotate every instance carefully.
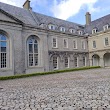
[103,53,110,67]
[92,54,100,66]
[27,35,39,67]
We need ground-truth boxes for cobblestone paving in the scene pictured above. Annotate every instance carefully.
[0,68,110,110]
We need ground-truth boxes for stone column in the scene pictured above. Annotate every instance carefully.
[89,59,93,66]
[100,57,104,67]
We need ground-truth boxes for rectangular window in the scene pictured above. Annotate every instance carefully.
[52,37,57,48]
[63,38,68,48]
[103,25,108,31]
[93,41,96,48]
[81,40,85,49]
[49,24,55,30]
[78,31,82,35]
[92,29,97,34]
[65,57,69,68]
[53,56,58,69]
[74,57,78,67]
[73,40,77,49]
[104,37,109,46]
[82,57,86,66]
[60,27,65,32]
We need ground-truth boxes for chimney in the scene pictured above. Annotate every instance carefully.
[85,12,91,25]
[23,0,32,10]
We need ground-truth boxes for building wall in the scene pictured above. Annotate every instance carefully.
[0,11,89,76]
[88,30,110,67]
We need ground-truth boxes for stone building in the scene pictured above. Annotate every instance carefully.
[0,0,109,76]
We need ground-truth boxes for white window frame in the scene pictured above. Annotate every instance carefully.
[78,30,82,35]
[74,57,78,67]
[60,27,65,32]
[53,56,58,70]
[81,40,85,49]
[52,37,58,48]
[73,40,77,49]
[27,36,38,67]
[48,24,55,30]
[82,57,86,67]
[103,25,108,31]
[104,37,109,46]
[63,38,68,48]
[64,56,69,68]
[92,29,97,34]
[70,29,75,33]
[93,40,96,49]
[0,34,8,69]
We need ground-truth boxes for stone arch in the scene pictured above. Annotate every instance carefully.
[92,54,100,66]
[103,53,110,67]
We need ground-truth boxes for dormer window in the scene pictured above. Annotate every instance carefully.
[103,25,109,31]
[69,29,75,33]
[60,27,65,32]
[92,28,97,34]
[78,30,82,35]
[48,24,55,30]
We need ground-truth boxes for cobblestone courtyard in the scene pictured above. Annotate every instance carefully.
[0,68,110,110]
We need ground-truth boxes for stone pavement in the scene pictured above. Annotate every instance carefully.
[0,68,110,110]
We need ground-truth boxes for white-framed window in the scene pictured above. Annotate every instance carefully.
[104,37,109,46]
[103,25,109,31]
[60,27,65,32]
[93,40,96,48]
[53,56,58,69]
[27,36,38,67]
[69,29,75,33]
[81,40,85,49]
[64,56,69,68]
[74,57,78,67]
[52,37,57,48]
[78,30,82,35]
[48,24,55,30]
[92,29,97,34]
[0,34,7,68]
[73,40,77,49]
[63,38,68,48]
[82,57,86,66]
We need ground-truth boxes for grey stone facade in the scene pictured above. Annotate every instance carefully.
[2,1,109,76]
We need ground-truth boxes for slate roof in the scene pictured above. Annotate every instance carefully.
[0,1,85,34]
[85,14,110,34]
[0,1,110,35]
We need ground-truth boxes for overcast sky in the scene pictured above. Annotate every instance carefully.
[0,0,110,24]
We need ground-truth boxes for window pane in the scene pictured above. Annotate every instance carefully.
[34,54,38,66]
[34,40,37,44]
[34,44,38,53]
[1,41,7,52]
[53,56,58,69]
[65,57,69,68]
[28,39,33,44]
[29,44,33,53]
[29,54,33,66]
[1,35,6,40]
[1,53,6,68]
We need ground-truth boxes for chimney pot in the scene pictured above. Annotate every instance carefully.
[85,12,91,25]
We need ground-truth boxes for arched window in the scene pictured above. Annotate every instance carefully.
[0,34,7,68]
[64,56,69,68]
[27,36,38,67]
[53,56,58,69]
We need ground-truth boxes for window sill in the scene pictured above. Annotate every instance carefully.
[28,66,43,69]
[52,47,58,49]
[73,48,78,50]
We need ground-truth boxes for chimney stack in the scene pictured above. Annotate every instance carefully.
[23,0,32,10]
[85,12,91,25]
